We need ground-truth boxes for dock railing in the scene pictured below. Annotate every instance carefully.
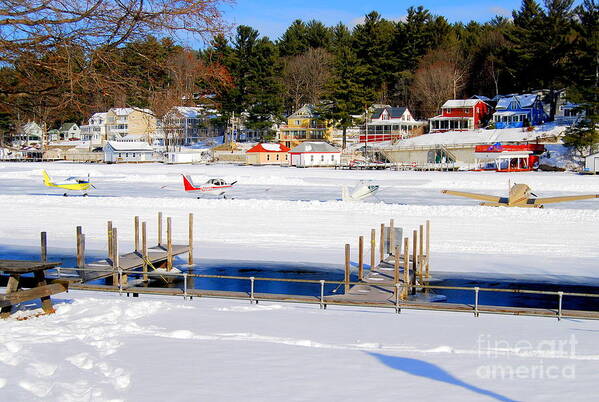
[50,265,599,321]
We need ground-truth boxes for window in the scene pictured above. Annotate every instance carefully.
[295,120,300,126]
[276,154,279,160]
[331,155,334,161]
[267,154,270,161]
[321,155,324,162]
[125,153,129,157]
[310,155,314,162]
[132,153,136,157]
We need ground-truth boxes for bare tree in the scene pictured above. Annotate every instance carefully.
[282,48,332,111]
[0,0,231,119]
[411,46,469,117]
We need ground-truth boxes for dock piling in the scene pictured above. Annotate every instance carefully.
[358,236,364,281]
[188,213,194,265]
[76,226,84,268]
[402,237,409,300]
[412,230,417,295]
[112,227,119,284]
[107,221,113,261]
[419,225,424,290]
[344,244,350,294]
[40,232,47,263]
[142,221,148,282]
[393,245,400,299]
[379,223,384,262]
[158,212,163,246]
[370,229,375,271]
[390,219,395,255]
[426,220,431,278]
[134,216,140,252]
[167,217,173,271]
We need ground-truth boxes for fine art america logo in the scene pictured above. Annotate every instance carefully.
[476,334,577,380]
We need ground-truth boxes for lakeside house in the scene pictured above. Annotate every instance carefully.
[492,94,547,129]
[429,99,491,132]
[103,141,155,163]
[278,104,331,149]
[361,105,425,143]
[289,142,341,167]
[245,143,290,165]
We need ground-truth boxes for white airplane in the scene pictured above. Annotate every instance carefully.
[341,182,380,202]
[182,175,237,198]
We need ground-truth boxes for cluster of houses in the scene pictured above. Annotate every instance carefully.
[0,89,585,166]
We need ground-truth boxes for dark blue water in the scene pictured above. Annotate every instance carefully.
[2,246,599,312]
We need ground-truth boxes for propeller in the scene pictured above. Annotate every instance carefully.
[531,192,538,197]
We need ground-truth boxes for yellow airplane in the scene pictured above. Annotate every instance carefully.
[42,170,95,196]
[441,182,599,208]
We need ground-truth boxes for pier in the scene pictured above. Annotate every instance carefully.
[2,215,599,320]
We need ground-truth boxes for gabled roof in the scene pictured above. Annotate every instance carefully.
[289,104,318,119]
[371,106,407,119]
[246,143,290,153]
[496,94,540,110]
[105,141,153,151]
[289,142,340,153]
[110,107,153,116]
[60,123,78,131]
[442,99,483,108]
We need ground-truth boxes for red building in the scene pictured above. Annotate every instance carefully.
[429,99,491,132]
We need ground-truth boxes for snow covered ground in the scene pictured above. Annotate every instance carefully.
[1,162,599,401]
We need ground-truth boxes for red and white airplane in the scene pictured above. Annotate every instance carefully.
[182,175,237,198]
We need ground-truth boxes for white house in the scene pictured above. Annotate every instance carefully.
[59,123,81,141]
[363,105,426,142]
[80,113,108,145]
[289,142,341,167]
[13,121,43,146]
[164,149,209,164]
[103,141,154,163]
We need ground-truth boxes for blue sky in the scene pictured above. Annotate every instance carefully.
[219,0,525,40]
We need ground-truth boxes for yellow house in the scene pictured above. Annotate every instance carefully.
[246,143,290,165]
[105,107,156,142]
[278,104,332,149]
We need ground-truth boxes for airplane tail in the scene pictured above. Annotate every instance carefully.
[42,170,53,187]
[182,174,198,191]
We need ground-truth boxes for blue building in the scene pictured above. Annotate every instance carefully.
[492,94,547,129]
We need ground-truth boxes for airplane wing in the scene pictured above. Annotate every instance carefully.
[530,194,599,205]
[441,190,503,203]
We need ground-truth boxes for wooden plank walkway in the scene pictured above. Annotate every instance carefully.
[67,282,599,320]
[80,244,190,282]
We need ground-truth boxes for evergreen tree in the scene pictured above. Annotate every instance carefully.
[324,47,370,149]
[278,20,309,57]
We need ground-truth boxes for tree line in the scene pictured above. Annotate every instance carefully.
[0,0,597,149]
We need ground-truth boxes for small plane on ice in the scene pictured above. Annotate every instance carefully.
[42,170,95,196]
[341,182,380,202]
[182,175,237,198]
[441,182,599,208]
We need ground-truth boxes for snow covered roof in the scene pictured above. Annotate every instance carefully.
[496,94,539,110]
[110,108,153,116]
[246,143,290,153]
[371,107,407,119]
[442,99,482,108]
[289,104,317,119]
[105,141,153,151]
[289,142,340,153]
[391,126,566,148]
[170,107,204,118]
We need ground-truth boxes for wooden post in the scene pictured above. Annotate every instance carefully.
[370,229,375,271]
[344,243,350,294]
[358,236,364,281]
[40,232,47,263]
[112,227,119,284]
[418,225,426,292]
[412,230,417,295]
[419,224,424,291]
[426,220,431,278]
[142,221,148,282]
[107,221,113,262]
[389,219,395,255]
[379,223,384,262]
[394,245,400,298]
[76,226,83,268]
[403,237,409,300]
[158,212,163,246]
[134,216,140,252]
[167,217,173,271]
[188,213,194,265]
